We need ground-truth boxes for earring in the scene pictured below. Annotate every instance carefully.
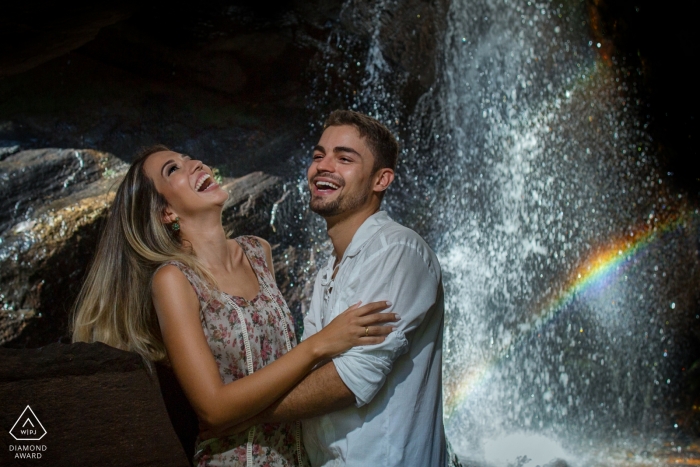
[171,217,180,231]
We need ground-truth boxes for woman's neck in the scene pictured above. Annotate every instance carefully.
[179,216,233,272]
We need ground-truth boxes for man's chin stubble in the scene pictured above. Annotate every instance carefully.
[310,191,370,218]
[310,198,341,217]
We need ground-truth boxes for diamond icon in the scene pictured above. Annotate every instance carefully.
[9,406,47,441]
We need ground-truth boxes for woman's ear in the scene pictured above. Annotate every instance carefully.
[162,207,178,225]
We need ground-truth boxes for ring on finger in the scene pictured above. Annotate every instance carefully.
[365,326,369,337]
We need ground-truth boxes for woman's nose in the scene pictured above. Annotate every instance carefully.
[188,159,204,173]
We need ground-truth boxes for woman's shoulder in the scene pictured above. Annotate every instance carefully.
[154,261,203,291]
[153,262,190,285]
[232,235,271,254]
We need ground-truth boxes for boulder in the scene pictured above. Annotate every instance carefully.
[0,341,193,466]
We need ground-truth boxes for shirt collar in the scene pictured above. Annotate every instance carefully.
[342,210,391,259]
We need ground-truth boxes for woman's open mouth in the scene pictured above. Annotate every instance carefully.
[195,174,214,192]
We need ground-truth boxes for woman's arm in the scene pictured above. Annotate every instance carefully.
[152,265,395,431]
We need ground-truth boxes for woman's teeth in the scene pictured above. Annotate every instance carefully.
[195,174,211,191]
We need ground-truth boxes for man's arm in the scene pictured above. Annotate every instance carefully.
[260,241,437,419]
[200,361,354,439]
[260,360,355,423]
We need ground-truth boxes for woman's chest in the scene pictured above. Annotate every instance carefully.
[201,296,294,376]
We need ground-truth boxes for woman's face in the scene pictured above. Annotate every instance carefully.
[142,151,228,222]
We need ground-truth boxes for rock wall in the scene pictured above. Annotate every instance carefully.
[0,342,193,466]
[0,147,291,347]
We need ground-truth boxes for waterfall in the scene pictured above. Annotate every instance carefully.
[401,0,699,463]
[288,0,700,464]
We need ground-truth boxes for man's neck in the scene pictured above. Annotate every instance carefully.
[325,204,380,263]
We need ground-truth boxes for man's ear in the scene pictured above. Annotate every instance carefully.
[373,168,395,193]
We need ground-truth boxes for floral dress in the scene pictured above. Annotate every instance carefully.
[164,236,309,467]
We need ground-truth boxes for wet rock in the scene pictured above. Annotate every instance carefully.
[0,142,21,161]
[0,148,122,235]
[0,149,127,346]
[0,148,289,348]
[0,341,191,466]
[340,0,449,103]
[221,171,287,239]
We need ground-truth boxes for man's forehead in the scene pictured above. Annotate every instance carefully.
[318,125,366,148]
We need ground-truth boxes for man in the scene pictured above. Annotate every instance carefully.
[228,110,446,466]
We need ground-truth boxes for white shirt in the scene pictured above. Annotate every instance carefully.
[302,211,446,467]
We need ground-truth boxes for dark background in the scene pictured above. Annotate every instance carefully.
[1,0,697,189]
[1,0,699,437]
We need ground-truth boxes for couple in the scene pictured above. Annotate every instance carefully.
[72,110,447,466]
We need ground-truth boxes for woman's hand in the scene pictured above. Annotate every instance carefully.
[307,301,398,360]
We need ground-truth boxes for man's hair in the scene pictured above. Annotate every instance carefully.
[324,110,399,172]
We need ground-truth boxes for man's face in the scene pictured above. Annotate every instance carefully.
[307,125,377,219]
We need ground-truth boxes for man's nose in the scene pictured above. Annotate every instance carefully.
[315,156,334,173]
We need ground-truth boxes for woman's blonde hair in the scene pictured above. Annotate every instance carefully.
[72,145,214,364]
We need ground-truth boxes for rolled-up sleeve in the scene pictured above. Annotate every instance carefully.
[332,241,440,407]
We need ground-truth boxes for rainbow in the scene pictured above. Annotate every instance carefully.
[444,209,696,417]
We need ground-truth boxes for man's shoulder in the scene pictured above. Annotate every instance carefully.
[378,218,432,249]
[370,218,441,274]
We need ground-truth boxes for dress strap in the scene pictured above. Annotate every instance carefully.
[235,236,275,283]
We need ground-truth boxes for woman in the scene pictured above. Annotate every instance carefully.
[72,145,397,466]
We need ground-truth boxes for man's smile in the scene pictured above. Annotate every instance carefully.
[311,176,343,196]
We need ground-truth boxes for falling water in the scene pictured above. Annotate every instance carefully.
[402,0,700,464]
[278,0,700,465]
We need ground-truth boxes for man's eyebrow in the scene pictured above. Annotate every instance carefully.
[333,146,362,157]
[313,145,325,154]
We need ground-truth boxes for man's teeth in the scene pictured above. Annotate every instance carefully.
[316,181,340,190]
[196,174,211,191]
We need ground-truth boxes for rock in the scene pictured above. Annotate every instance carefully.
[0,3,135,77]
[0,148,289,348]
[0,141,21,161]
[0,149,127,346]
[339,0,449,104]
[221,171,286,239]
[0,148,122,235]
[0,341,192,466]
